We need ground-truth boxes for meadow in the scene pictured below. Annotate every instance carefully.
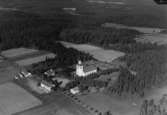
[0,82,42,115]
[136,34,167,45]
[61,41,125,63]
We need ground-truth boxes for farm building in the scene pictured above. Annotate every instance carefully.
[76,60,97,77]
[40,80,55,92]
[70,87,80,94]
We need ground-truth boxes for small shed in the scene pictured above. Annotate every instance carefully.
[40,81,55,92]
[70,87,80,94]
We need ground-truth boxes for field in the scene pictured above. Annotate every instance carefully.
[61,41,125,63]
[16,92,92,115]
[1,48,38,58]
[102,23,164,34]
[0,60,20,84]
[96,72,119,82]
[1,47,56,66]
[78,92,140,115]
[136,33,167,45]
[77,83,167,115]
[0,0,166,28]
[15,53,56,66]
[0,82,42,115]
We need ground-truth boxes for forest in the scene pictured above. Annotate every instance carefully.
[60,27,165,53]
[60,27,140,47]
[0,11,93,67]
[140,97,167,115]
[105,14,167,28]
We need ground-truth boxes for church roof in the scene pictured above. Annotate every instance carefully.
[83,65,97,73]
[80,60,97,73]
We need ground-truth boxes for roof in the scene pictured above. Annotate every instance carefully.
[71,87,79,91]
[41,81,55,87]
[83,65,97,73]
[77,60,97,73]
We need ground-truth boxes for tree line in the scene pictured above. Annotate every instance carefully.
[108,49,167,97]
[60,27,140,47]
[140,97,167,115]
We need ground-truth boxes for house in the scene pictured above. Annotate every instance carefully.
[70,87,80,94]
[21,71,32,78]
[40,81,55,93]
[44,69,55,76]
[76,60,97,77]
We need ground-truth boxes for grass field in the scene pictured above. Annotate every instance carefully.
[77,83,167,115]
[0,82,42,115]
[1,47,56,66]
[1,48,38,58]
[15,53,56,66]
[78,92,140,115]
[61,41,125,63]
[0,60,20,84]
[136,33,167,45]
[16,92,92,115]
[102,23,165,33]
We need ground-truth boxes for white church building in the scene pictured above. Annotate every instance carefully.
[76,60,97,77]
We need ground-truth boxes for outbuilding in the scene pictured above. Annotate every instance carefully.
[40,81,55,93]
[70,87,80,95]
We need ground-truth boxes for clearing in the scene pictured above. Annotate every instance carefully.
[135,33,167,45]
[0,61,20,84]
[1,48,38,58]
[1,47,56,66]
[77,84,167,115]
[61,41,125,63]
[102,22,165,34]
[16,92,92,115]
[78,92,140,115]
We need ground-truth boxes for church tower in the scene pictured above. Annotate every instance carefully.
[76,60,84,77]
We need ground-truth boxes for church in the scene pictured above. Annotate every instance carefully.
[76,60,97,77]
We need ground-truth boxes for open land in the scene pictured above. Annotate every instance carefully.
[78,92,140,115]
[1,48,38,58]
[15,92,92,115]
[15,53,56,66]
[136,34,167,45]
[0,82,42,115]
[61,41,125,63]
[102,23,165,34]
[1,48,56,66]
[0,60,20,84]
[77,84,167,115]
